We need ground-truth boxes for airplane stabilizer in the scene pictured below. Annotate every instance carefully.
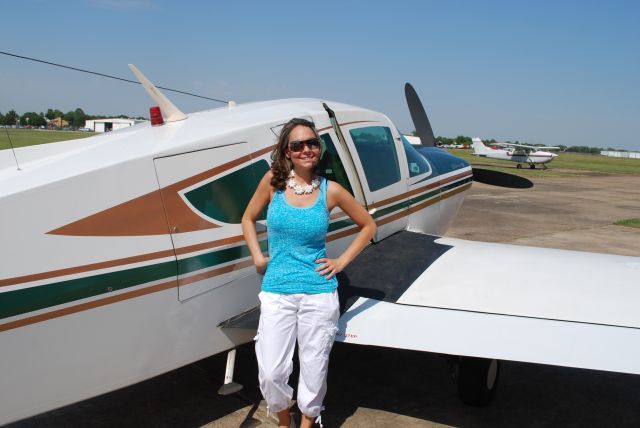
[128,64,188,122]
[471,137,490,154]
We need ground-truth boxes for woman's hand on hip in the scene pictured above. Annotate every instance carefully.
[314,257,345,280]
[254,255,269,275]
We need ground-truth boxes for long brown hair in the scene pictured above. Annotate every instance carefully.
[270,118,321,190]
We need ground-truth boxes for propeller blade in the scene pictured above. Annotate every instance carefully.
[472,168,533,189]
[405,83,436,147]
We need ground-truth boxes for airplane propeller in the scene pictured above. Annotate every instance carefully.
[404,83,533,189]
[405,83,436,147]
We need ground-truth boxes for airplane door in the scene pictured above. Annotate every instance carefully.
[329,116,410,241]
[153,143,268,301]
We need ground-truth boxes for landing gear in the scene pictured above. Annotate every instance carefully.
[529,164,536,169]
[217,349,243,395]
[452,357,501,406]
[542,163,548,170]
[516,164,522,169]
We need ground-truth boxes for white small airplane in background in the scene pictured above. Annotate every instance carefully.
[472,137,559,169]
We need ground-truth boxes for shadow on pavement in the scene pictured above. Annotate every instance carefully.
[10,342,640,427]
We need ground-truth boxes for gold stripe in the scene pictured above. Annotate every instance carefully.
[47,145,274,237]
[0,233,261,288]
[330,180,472,233]
[330,210,346,220]
[0,258,259,333]
[327,226,361,242]
[375,182,472,227]
[178,259,255,286]
[3,142,276,286]
[0,249,175,288]
[369,171,471,209]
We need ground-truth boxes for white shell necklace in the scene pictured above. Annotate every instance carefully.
[287,170,320,195]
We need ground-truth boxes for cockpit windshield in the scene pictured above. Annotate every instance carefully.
[400,134,431,177]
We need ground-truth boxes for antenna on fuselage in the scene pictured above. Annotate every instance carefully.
[3,127,21,171]
[128,64,188,122]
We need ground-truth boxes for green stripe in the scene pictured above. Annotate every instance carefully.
[0,178,472,320]
[372,177,471,220]
[177,240,268,275]
[442,177,472,192]
[0,261,177,320]
[328,219,355,232]
[328,177,471,226]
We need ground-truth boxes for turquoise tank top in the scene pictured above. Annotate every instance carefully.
[261,177,338,294]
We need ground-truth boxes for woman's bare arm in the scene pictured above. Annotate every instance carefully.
[242,171,273,274]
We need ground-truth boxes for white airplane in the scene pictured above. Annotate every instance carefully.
[1,68,639,425]
[472,137,559,169]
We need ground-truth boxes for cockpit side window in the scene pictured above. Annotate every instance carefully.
[318,133,354,195]
[349,126,400,192]
[400,134,431,177]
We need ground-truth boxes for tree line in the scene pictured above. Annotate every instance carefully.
[0,108,146,128]
[414,132,630,153]
[1,113,629,154]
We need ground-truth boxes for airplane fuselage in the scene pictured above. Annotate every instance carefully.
[475,148,557,165]
[0,98,471,424]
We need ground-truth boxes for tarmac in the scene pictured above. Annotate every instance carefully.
[9,171,640,428]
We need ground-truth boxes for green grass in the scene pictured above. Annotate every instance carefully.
[446,149,640,176]
[550,152,640,174]
[0,128,92,150]
[614,218,640,229]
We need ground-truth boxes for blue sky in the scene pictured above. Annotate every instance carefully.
[2,0,639,150]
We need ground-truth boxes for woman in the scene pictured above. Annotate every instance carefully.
[242,118,376,427]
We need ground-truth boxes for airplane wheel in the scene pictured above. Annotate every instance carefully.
[456,357,500,406]
[529,164,536,169]
[516,164,522,169]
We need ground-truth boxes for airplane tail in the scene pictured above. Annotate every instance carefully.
[472,137,490,154]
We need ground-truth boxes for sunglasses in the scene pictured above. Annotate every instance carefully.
[288,138,321,152]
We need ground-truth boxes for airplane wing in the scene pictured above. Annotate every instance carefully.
[336,231,640,375]
[492,142,530,154]
[494,142,535,149]
[495,142,560,152]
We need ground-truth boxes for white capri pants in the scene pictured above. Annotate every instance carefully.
[255,290,340,418]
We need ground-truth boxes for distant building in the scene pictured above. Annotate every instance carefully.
[600,150,640,159]
[47,117,69,129]
[84,118,147,133]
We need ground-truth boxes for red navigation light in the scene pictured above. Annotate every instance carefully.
[150,106,164,126]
